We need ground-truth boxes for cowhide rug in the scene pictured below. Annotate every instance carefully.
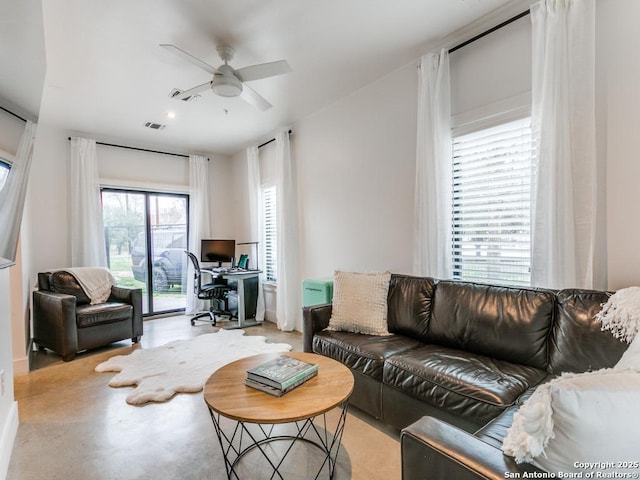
[95,329,292,405]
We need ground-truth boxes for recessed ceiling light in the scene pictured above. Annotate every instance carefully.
[167,111,176,119]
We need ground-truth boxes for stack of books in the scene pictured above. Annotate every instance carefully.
[245,356,318,397]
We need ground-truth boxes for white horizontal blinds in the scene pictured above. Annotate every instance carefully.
[451,117,533,286]
[262,185,277,282]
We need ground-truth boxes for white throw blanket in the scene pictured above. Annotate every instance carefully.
[62,267,115,304]
[596,286,640,343]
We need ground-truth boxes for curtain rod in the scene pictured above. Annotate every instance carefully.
[0,105,27,123]
[257,129,292,149]
[67,137,191,159]
[449,9,530,54]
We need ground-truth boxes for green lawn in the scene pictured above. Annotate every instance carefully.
[108,252,186,298]
[108,253,146,290]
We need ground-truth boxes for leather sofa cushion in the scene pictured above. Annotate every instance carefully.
[383,345,548,426]
[474,383,542,449]
[548,289,628,375]
[387,275,436,342]
[312,330,422,381]
[49,271,92,305]
[429,281,554,369]
[76,302,132,328]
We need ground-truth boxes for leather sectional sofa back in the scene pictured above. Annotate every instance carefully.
[549,288,627,374]
[384,275,627,374]
[387,275,436,339]
[429,281,554,370]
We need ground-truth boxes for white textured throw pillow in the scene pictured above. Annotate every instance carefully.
[328,270,391,336]
[502,369,640,476]
[596,286,640,343]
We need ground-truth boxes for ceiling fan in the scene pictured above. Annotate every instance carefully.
[161,43,291,111]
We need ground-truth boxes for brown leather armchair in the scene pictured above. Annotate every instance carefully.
[33,271,143,361]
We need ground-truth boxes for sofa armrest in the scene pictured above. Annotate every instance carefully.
[33,290,79,358]
[401,416,545,480]
[109,286,143,339]
[302,303,332,352]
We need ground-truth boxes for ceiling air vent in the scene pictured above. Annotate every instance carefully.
[169,88,200,102]
[144,122,166,130]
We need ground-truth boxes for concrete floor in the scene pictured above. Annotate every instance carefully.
[8,316,400,479]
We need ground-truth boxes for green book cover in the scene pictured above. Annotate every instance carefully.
[247,356,318,390]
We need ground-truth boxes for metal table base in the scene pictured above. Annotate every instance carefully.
[209,401,350,480]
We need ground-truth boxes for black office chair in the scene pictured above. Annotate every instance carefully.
[185,251,232,326]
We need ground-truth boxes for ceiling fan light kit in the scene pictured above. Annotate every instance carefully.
[212,77,242,97]
[211,65,243,97]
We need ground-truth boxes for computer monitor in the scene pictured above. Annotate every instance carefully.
[200,239,236,267]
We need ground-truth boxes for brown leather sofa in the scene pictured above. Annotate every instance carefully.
[302,274,629,479]
[33,271,143,361]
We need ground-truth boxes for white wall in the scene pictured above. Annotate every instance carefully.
[598,0,640,290]
[294,63,419,280]
[98,144,190,191]
[450,17,531,118]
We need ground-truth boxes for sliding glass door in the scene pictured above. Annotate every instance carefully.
[102,189,189,315]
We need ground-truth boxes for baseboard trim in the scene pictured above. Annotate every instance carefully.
[12,356,28,376]
[0,401,19,480]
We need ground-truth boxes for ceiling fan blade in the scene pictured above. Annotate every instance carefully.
[235,60,292,82]
[160,44,216,74]
[240,84,272,111]
[172,82,211,100]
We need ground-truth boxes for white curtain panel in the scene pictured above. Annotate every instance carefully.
[246,146,266,321]
[275,131,301,331]
[0,120,37,264]
[530,0,602,289]
[186,155,212,314]
[413,49,453,279]
[69,137,107,267]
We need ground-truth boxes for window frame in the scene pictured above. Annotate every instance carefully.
[450,97,533,287]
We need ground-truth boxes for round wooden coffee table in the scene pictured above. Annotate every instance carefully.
[204,352,354,479]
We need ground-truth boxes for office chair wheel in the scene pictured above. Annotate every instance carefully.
[190,311,217,327]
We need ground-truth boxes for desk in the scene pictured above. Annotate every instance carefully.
[202,269,261,329]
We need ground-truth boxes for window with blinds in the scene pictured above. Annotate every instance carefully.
[451,117,533,286]
[262,186,277,282]
[0,159,9,191]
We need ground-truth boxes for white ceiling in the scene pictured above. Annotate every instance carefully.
[0,0,526,156]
